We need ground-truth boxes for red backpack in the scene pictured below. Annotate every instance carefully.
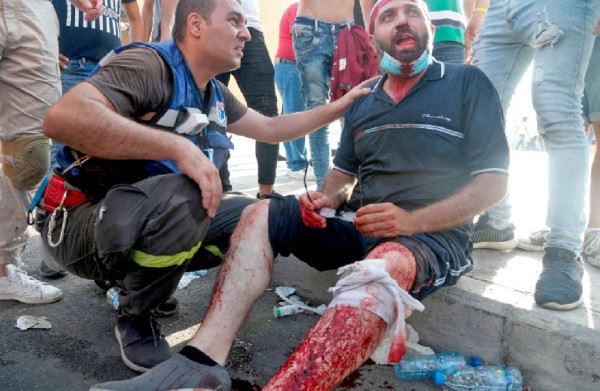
[330,24,380,102]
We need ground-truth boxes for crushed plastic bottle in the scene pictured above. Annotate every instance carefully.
[433,365,523,391]
[106,286,122,310]
[394,352,482,381]
[177,270,208,289]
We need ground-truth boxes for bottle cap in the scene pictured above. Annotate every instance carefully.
[470,356,483,367]
[433,370,445,385]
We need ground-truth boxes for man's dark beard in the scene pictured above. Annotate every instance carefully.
[378,26,429,62]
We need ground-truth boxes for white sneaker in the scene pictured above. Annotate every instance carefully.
[287,168,315,181]
[583,228,600,267]
[0,265,63,304]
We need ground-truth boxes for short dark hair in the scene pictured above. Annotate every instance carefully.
[172,0,217,42]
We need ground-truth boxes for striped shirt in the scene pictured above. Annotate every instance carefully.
[425,0,466,44]
[53,0,134,61]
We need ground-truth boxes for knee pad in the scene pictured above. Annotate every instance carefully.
[328,258,425,364]
[2,134,50,190]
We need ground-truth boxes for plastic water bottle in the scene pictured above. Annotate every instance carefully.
[273,304,300,318]
[106,287,122,310]
[433,366,523,391]
[394,352,482,381]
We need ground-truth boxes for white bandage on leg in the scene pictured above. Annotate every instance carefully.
[328,259,425,364]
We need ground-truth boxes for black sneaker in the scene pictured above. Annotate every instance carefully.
[155,296,179,317]
[472,215,517,250]
[115,312,171,372]
[534,247,584,310]
[90,353,231,391]
[39,260,67,279]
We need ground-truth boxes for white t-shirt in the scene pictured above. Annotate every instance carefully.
[242,0,263,31]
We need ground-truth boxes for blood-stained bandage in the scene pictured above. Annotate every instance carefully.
[328,258,424,364]
[369,0,430,34]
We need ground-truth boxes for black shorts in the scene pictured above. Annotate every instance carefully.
[268,194,474,300]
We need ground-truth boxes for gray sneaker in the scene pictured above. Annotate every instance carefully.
[517,228,548,252]
[39,260,68,279]
[472,215,518,250]
[534,247,584,310]
[90,353,232,391]
[115,312,171,372]
[582,228,600,267]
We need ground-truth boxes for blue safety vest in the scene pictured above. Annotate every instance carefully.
[56,40,234,178]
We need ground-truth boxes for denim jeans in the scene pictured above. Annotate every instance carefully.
[473,0,600,253]
[583,36,600,124]
[293,16,350,188]
[432,41,466,65]
[274,60,308,171]
[49,58,98,171]
[217,27,279,188]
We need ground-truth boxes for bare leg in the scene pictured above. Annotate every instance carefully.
[589,121,600,228]
[185,201,274,364]
[0,264,6,277]
[263,242,417,391]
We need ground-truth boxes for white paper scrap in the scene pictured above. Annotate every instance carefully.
[275,286,327,315]
[16,315,52,331]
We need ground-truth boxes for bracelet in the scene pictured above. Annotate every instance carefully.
[473,7,488,14]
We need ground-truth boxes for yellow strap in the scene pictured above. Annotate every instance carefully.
[203,244,224,259]
[473,7,488,13]
[131,241,203,268]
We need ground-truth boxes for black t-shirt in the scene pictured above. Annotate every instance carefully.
[61,47,248,200]
[52,0,135,61]
[334,61,509,211]
[86,47,247,121]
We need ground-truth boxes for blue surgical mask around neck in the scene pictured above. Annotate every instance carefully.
[379,48,432,78]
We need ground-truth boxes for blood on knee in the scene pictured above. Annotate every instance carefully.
[366,242,416,291]
[230,201,270,246]
[239,199,270,221]
[367,242,413,259]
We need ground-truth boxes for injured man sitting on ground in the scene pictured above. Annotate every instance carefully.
[90,0,510,390]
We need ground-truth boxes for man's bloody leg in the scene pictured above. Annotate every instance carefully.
[263,242,417,391]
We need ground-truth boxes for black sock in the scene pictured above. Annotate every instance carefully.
[179,345,218,367]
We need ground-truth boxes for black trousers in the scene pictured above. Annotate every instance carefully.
[217,27,279,188]
[38,174,256,316]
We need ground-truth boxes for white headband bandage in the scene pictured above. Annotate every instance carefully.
[369,0,430,34]
[328,258,425,364]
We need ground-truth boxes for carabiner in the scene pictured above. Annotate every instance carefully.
[47,191,69,248]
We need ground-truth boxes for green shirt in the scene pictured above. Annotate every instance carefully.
[425,0,466,44]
